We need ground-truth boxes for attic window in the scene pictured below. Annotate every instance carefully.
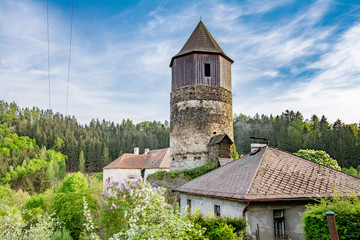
[214,205,221,217]
[204,63,211,77]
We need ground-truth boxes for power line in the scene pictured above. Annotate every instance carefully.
[65,0,74,116]
[47,0,51,109]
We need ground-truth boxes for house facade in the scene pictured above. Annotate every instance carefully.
[103,147,170,184]
[174,146,360,240]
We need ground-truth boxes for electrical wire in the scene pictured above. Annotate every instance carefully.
[65,0,74,116]
[47,0,51,110]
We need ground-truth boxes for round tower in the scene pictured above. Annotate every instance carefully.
[170,21,234,170]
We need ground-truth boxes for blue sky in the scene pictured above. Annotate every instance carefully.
[1,0,360,124]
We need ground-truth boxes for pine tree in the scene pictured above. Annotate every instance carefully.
[79,150,85,173]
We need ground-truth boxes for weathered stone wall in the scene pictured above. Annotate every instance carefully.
[170,85,233,170]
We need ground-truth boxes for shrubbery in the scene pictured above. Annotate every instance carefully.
[53,172,97,239]
[151,160,219,180]
[102,177,205,239]
[190,212,247,240]
[302,193,360,240]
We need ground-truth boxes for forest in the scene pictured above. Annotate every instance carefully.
[1,100,360,239]
[1,100,360,175]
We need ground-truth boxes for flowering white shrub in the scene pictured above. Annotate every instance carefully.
[0,203,56,240]
[81,196,101,240]
[102,178,205,239]
[23,213,56,240]
[0,205,24,239]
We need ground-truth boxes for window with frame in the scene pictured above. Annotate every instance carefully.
[273,209,286,239]
[214,205,221,217]
[204,63,211,77]
[187,199,191,214]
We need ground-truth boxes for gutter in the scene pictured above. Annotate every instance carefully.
[172,190,316,202]
[242,202,250,218]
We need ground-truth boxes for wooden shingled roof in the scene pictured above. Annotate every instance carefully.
[170,20,233,67]
[174,146,360,201]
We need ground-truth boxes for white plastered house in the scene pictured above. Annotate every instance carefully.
[173,145,360,240]
[103,147,170,184]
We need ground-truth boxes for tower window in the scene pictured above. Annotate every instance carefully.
[204,63,211,77]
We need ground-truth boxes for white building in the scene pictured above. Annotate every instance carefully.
[103,147,170,184]
[174,145,360,240]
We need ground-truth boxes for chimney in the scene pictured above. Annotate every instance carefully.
[251,143,267,152]
[134,147,139,155]
[250,137,269,153]
[144,148,150,155]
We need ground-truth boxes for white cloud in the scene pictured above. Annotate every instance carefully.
[1,0,359,125]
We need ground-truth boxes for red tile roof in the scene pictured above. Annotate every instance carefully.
[103,148,170,170]
[170,20,233,67]
[174,146,360,201]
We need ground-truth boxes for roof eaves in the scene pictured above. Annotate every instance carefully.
[170,51,233,67]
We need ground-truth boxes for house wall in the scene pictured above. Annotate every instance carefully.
[103,168,142,184]
[179,193,246,217]
[144,168,169,180]
[246,202,307,240]
[179,193,307,240]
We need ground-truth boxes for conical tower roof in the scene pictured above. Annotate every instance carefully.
[170,20,233,67]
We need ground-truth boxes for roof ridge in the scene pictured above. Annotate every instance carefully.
[268,146,360,179]
[244,146,268,199]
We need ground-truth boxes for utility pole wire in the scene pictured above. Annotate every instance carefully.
[47,0,51,110]
[66,0,74,116]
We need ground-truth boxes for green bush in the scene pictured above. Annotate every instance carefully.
[152,160,219,181]
[302,193,360,240]
[52,228,73,240]
[52,172,97,239]
[25,194,46,210]
[190,212,247,239]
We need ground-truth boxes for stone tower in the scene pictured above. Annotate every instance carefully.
[170,21,234,170]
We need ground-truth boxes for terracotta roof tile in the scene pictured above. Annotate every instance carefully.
[103,148,170,170]
[174,147,360,200]
[144,148,170,169]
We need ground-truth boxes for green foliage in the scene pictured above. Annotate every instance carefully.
[295,149,341,170]
[52,172,96,239]
[0,184,14,204]
[190,212,247,240]
[234,111,360,169]
[342,165,360,177]
[102,178,205,239]
[230,144,239,160]
[0,123,67,190]
[207,223,236,240]
[56,172,88,193]
[302,193,360,240]
[52,228,73,240]
[79,150,85,173]
[152,160,220,181]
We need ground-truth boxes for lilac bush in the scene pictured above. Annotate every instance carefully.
[102,177,205,239]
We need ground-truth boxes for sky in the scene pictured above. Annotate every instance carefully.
[1,0,360,125]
